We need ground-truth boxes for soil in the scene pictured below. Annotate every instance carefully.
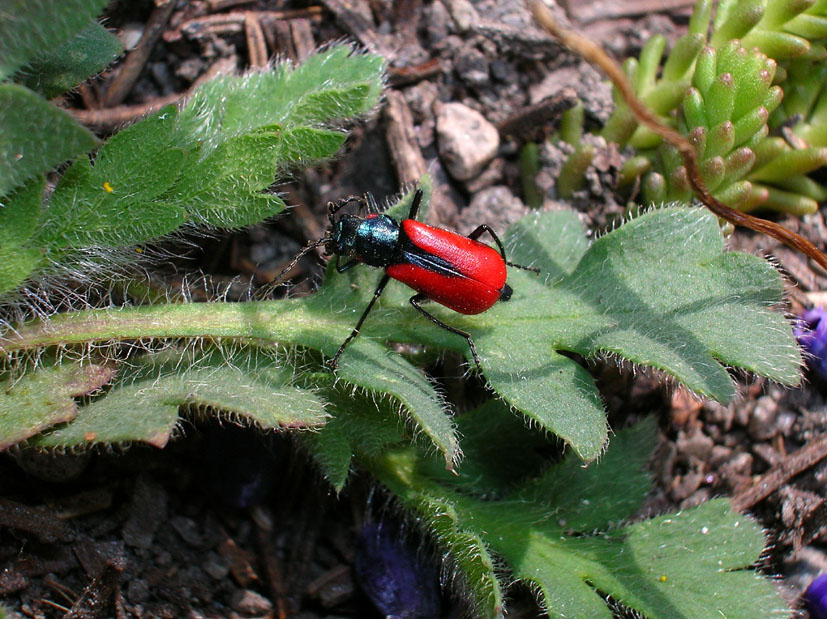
[3,0,827,617]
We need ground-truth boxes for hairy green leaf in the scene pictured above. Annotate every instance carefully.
[0,0,108,79]
[16,45,383,283]
[0,361,115,449]
[19,21,122,99]
[0,83,98,197]
[380,204,799,459]
[0,176,47,295]
[29,348,327,449]
[302,378,408,491]
[0,198,800,462]
[369,417,784,618]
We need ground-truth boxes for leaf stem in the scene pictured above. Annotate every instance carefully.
[0,300,324,355]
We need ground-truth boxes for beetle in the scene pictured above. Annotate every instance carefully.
[265,189,537,372]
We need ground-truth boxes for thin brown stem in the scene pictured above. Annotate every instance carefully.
[526,0,827,271]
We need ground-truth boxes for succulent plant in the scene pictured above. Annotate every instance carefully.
[556,0,827,215]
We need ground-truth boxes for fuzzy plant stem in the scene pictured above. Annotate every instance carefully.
[0,300,323,355]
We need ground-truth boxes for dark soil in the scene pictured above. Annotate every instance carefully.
[3,0,827,617]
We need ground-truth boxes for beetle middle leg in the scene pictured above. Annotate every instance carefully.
[330,273,391,369]
[409,293,483,373]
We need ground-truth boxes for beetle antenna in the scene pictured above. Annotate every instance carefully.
[254,236,332,300]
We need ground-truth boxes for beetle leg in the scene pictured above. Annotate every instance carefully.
[466,225,540,273]
[329,273,391,369]
[409,293,483,374]
[406,189,424,221]
[328,195,367,223]
[336,256,361,273]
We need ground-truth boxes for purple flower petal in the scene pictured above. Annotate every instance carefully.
[805,572,827,619]
[355,522,441,618]
[795,307,827,382]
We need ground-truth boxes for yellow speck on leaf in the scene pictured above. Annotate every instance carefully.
[103,181,114,193]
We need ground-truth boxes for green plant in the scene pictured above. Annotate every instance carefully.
[0,2,806,616]
[0,0,121,198]
[556,0,827,214]
[1,190,800,614]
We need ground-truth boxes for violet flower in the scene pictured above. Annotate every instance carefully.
[355,521,442,618]
[805,572,827,619]
[795,307,827,381]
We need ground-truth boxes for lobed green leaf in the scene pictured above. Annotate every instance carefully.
[0,360,116,449]
[0,83,98,198]
[29,348,327,449]
[0,0,108,79]
[3,45,384,296]
[368,417,785,617]
[0,196,801,462]
[18,21,122,99]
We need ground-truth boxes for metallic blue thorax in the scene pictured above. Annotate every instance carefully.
[334,214,400,267]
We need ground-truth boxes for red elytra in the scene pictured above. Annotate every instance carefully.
[386,220,507,314]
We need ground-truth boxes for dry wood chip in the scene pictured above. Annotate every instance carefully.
[733,435,827,512]
[103,0,177,106]
[384,90,427,185]
[245,11,269,67]
[562,0,696,25]
[0,497,73,542]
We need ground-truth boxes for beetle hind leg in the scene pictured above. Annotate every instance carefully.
[409,294,483,374]
[467,224,540,273]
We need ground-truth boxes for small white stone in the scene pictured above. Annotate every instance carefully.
[436,102,500,181]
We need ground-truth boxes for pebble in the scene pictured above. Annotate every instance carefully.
[748,395,779,441]
[455,44,490,87]
[436,102,500,181]
[442,0,479,31]
[230,589,274,616]
[722,451,754,479]
[675,427,714,461]
[461,186,527,236]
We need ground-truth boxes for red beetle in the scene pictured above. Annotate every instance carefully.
[269,189,536,372]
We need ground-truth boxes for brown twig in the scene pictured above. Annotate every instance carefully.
[388,58,442,87]
[498,88,579,142]
[731,435,827,512]
[526,0,827,271]
[71,57,237,130]
[318,0,394,58]
[103,0,177,107]
[384,90,427,185]
[245,11,269,67]
[562,0,697,25]
[180,8,323,39]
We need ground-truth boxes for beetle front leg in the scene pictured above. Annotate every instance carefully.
[409,293,483,374]
[329,273,391,369]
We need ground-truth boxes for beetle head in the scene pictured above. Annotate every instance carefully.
[329,214,361,256]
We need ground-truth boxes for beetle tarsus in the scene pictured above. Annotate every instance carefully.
[410,293,483,374]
